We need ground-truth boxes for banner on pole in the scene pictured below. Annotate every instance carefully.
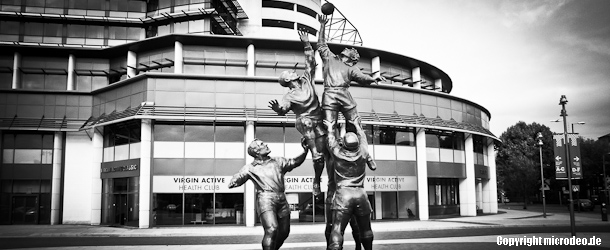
[553,133,582,179]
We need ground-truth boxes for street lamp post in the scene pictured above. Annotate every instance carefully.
[559,95,577,236]
[537,132,547,218]
[602,153,610,208]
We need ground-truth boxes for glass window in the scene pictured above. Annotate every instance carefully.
[188,20,205,33]
[262,0,293,10]
[0,21,20,35]
[215,124,244,142]
[14,149,42,163]
[2,149,13,163]
[3,133,15,148]
[453,133,464,150]
[43,23,62,37]
[67,24,86,37]
[68,0,86,9]
[45,74,67,90]
[22,74,44,89]
[128,0,145,12]
[126,27,142,40]
[109,26,126,39]
[262,19,294,30]
[439,135,453,149]
[24,22,44,36]
[184,124,214,142]
[12,180,40,194]
[425,134,439,148]
[86,25,104,39]
[109,0,127,11]
[26,0,44,7]
[157,24,170,36]
[285,126,301,143]
[46,0,64,8]
[396,129,414,146]
[174,21,188,34]
[87,0,104,10]
[154,124,184,141]
[157,0,171,8]
[256,125,284,143]
[374,127,395,145]
[15,134,43,149]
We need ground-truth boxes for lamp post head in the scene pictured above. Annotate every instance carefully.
[537,132,543,146]
[559,95,568,105]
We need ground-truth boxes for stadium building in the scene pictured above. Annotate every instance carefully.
[0,0,499,228]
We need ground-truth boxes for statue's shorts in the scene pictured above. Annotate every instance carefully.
[257,192,291,218]
[331,187,372,216]
[322,87,357,112]
[295,116,326,161]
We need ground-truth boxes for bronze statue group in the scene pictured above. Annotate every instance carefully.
[228,15,385,250]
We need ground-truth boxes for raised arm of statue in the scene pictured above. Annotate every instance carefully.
[228,165,250,188]
[299,30,316,79]
[317,15,332,61]
[350,67,386,85]
[283,137,310,173]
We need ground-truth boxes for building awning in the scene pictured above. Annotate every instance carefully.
[0,115,88,132]
[78,104,499,141]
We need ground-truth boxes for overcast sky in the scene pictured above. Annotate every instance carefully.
[330,0,610,140]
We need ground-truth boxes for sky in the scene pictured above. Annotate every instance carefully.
[329,0,610,140]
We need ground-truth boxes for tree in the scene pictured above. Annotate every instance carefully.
[496,122,554,209]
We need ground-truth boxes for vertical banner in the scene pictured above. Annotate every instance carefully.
[553,133,582,179]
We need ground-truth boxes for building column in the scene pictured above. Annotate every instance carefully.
[371,56,380,81]
[434,79,442,92]
[127,50,137,78]
[415,128,428,220]
[174,41,183,74]
[91,128,103,225]
[483,142,498,213]
[67,54,76,90]
[139,119,152,228]
[374,191,382,220]
[477,180,483,211]
[460,133,477,216]
[247,44,255,77]
[244,121,256,226]
[12,52,21,89]
[412,67,421,89]
[50,132,63,225]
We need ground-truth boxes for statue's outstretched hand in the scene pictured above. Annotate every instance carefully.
[374,75,386,84]
[298,29,309,43]
[318,15,328,25]
[268,99,282,114]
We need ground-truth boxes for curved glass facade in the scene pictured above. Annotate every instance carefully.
[0,0,498,227]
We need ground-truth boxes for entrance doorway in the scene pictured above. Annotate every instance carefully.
[114,194,127,225]
[11,195,38,224]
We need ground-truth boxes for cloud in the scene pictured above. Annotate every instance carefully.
[555,33,610,56]
[500,0,570,28]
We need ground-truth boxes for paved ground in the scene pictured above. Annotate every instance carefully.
[1,204,609,249]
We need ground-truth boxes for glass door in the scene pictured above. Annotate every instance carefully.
[11,195,38,224]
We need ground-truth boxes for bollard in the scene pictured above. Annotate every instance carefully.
[602,203,608,222]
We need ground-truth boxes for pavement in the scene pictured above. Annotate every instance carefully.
[2,205,610,249]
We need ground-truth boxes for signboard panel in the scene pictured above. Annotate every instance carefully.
[153,176,243,193]
[152,175,418,193]
[553,133,582,179]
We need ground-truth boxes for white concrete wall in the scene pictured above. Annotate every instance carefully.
[62,131,94,224]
